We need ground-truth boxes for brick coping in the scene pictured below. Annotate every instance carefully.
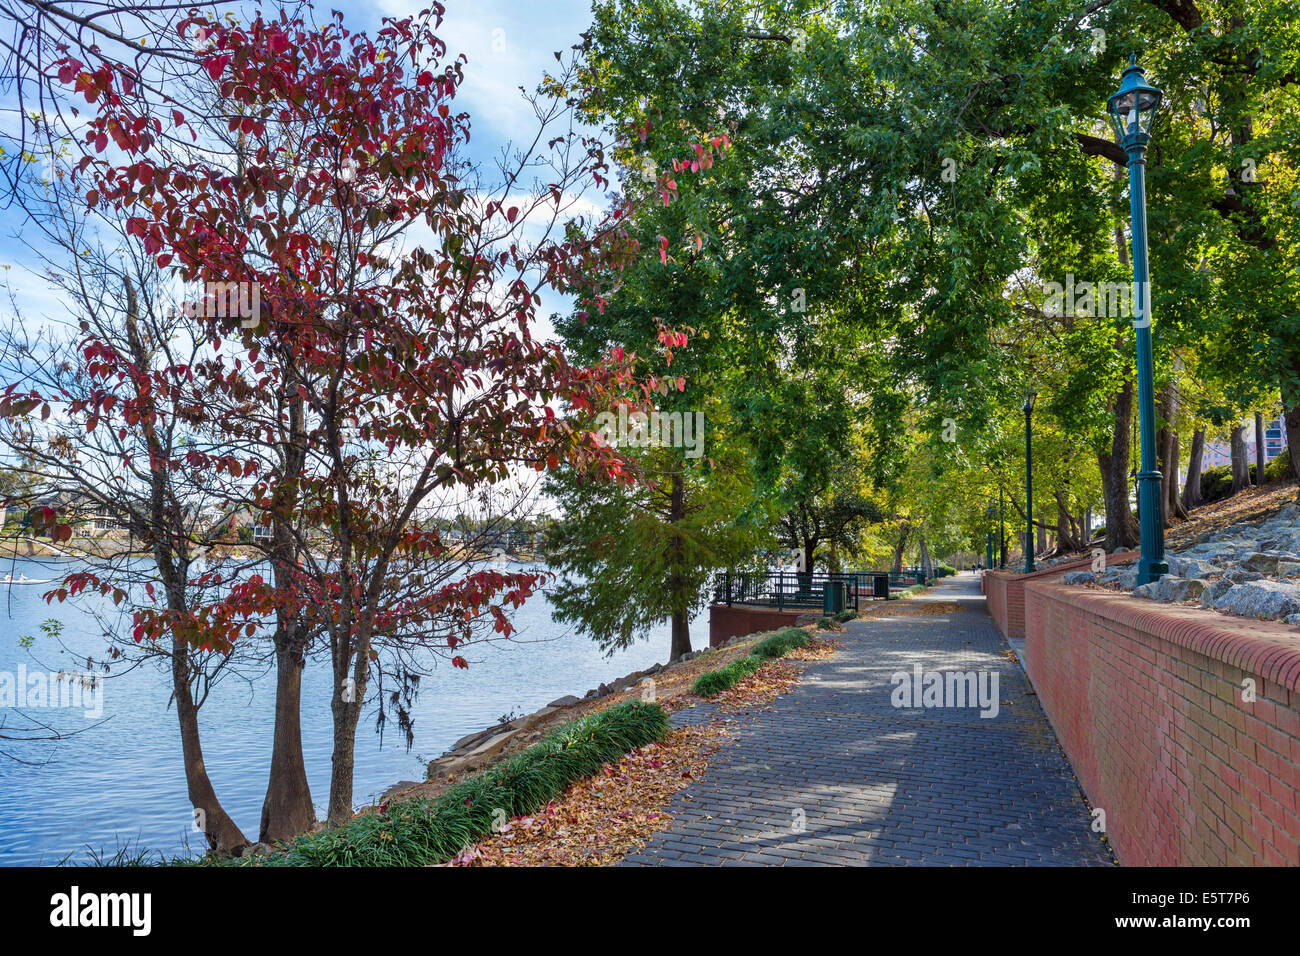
[984,549,1139,583]
[1026,577,1300,691]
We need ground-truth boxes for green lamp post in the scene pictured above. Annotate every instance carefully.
[998,486,1005,568]
[1023,390,1036,573]
[1107,54,1167,585]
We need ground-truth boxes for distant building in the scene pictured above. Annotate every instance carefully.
[1201,417,1289,470]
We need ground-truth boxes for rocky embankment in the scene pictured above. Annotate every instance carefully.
[1062,502,1300,626]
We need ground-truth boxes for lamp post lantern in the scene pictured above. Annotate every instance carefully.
[1023,391,1036,573]
[1107,53,1167,586]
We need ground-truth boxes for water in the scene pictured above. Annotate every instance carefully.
[0,557,700,865]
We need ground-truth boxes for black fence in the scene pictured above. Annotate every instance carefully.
[712,571,892,611]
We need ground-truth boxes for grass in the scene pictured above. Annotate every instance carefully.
[835,609,856,622]
[692,627,811,698]
[208,700,669,867]
[690,654,763,697]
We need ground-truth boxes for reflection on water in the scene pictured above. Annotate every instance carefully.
[0,559,699,865]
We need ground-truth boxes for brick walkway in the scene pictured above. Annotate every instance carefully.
[621,573,1114,866]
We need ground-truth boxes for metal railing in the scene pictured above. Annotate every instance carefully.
[713,571,893,611]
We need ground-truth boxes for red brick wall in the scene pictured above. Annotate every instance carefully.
[985,551,1137,639]
[1024,579,1300,865]
[709,605,807,646]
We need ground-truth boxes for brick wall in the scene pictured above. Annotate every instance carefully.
[1024,579,1300,865]
[709,604,808,646]
[985,551,1138,639]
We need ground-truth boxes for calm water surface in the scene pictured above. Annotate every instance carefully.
[0,558,700,865]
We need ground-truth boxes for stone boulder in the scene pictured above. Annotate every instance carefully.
[1165,554,1220,578]
[1097,567,1136,589]
[1062,570,1096,585]
[1241,551,1300,574]
[547,694,581,708]
[1209,580,1300,621]
[1134,576,1207,603]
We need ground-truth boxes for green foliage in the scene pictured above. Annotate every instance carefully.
[753,627,811,659]
[691,654,762,698]
[835,609,857,622]
[228,702,669,867]
[1265,447,1293,483]
[693,627,811,697]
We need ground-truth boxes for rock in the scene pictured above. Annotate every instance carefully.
[1098,567,1136,589]
[450,727,496,752]
[1063,570,1096,585]
[1165,554,1220,578]
[597,682,611,696]
[465,730,517,761]
[547,695,581,708]
[1241,551,1300,574]
[1279,562,1300,579]
[1210,580,1300,621]
[1134,576,1207,603]
[1286,613,1300,627]
[584,688,599,698]
[379,780,420,802]
[515,706,557,731]
[794,612,820,626]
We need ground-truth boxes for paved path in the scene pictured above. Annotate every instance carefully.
[622,573,1114,866]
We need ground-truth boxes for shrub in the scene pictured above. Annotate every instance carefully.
[817,615,837,629]
[835,609,856,622]
[1265,447,1293,483]
[245,701,668,867]
[754,628,811,659]
[691,654,762,697]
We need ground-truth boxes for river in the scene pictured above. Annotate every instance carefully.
[0,557,701,865]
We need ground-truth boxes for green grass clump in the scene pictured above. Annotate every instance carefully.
[835,609,856,622]
[226,700,668,867]
[691,654,762,697]
[753,628,811,659]
[692,628,814,698]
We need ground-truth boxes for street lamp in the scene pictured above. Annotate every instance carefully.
[998,486,1005,568]
[1023,390,1036,573]
[1107,54,1167,585]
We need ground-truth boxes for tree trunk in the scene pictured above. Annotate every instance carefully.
[1230,422,1250,494]
[261,390,315,841]
[1182,427,1206,510]
[918,534,932,580]
[1255,411,1266,484]
[1283,380,1300,486]
[891,521,910,573]
[1157,381,1188,522]
[174,638,250,854]
[1055,488,1081,553]
[260,641,315,843]
[328,636,366,825]
[1102,377,1139,550]
[667,471,692,661]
